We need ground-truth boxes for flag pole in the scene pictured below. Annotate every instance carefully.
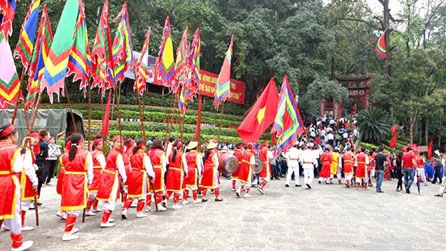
[28,92,42,132]
[194,94,203,151]
[136,91,146,140]
[11,67,27,125]
[64,85,78,133]
[87,78,93,149]
[104,14,121,141]
[218,102,225,142]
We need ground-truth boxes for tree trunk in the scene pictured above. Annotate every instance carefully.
[409,110,418,144]
[425,120,429,145]
[355,131,363,150]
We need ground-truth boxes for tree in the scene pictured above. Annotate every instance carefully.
[355,108,392,145]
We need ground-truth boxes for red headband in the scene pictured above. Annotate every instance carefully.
[93,138,101,146]
[137,141,145,148]
[127,140,135,148]
[1,125,15,137]
[29,132,39,137]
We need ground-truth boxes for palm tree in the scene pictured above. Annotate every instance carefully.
[355,108,392,146]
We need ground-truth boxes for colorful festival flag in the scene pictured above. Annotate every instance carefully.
[14,0,40,70]
[112,1,133,85]
[67,0,90,98]
[91,0,112,92]
[214,34,234,110]
[99,90,112,138]
[25,5,52,111]
[134,27,151,95]
[185,28,201,101]
[0,31,20,108]
[155,16,175,89]
[39,0,79,103]
[173,26,189,94]
[271,75,305,153]
[0,0,17,39]
[237,78,279,143]
[178,84,186,116]
[376,32,387,59]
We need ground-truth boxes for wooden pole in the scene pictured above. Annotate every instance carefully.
[136,91,146,140]
[87,78,93,149]
[28,92,42,132]
[165,93,175,142]
[218,102,225,142]
[65,85,77,133]
[11,67,27,124]
[194,94,203,151]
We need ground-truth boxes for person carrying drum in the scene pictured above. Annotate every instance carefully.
[257,141,273,194]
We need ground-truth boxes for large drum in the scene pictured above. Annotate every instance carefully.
[218,152,239,175]
[253,157,263,174]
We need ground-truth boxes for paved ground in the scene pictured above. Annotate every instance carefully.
[1,177,445,251]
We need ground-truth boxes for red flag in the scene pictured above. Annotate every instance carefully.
[428,140,433,159]
[99,91,112,138]
[389,124,397,148]
[237,78,279,143]
[376,32,387,58]
[352,103,357,115]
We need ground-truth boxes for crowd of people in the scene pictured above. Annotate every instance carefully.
[1,114,446,250]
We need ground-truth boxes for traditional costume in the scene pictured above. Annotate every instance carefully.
[343,149,355,188]
[230,143,243,191]
[0,124,34,251]
[18,137,39,232]
[285,145,301,187]
[183,141,203,204]
[97,137,127,227]
[60,135,93,241]
[200,142,223,201]
[355,149,369,190]
[318,147,333,184]
[122,140,155,218]
[147,139,167,211]
[300,144,318,189]
[235,145,255,198]
[257,142,272,194]
[165,140,187,209]
[85,138,106,216]
[330,149,341,184]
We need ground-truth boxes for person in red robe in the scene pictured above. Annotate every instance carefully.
[55,137,71,221]
[183,141,203,204]
[97,136,127,228]
[0,124,34,251]
[235,143,255,198]
[230,143,243,191]
[0,124,37,251]
[85,137,106,216]
[165,140,188,209]
[342,148,355,188]
[257,141,272,194]
[122,140,155,218]
[121,138,135,205]
[355,148,369,190]
[60,134,93,241]
[200,141,223,202]
[18,136,38,232]
[318,146,333,184]
[147,139,167,211]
